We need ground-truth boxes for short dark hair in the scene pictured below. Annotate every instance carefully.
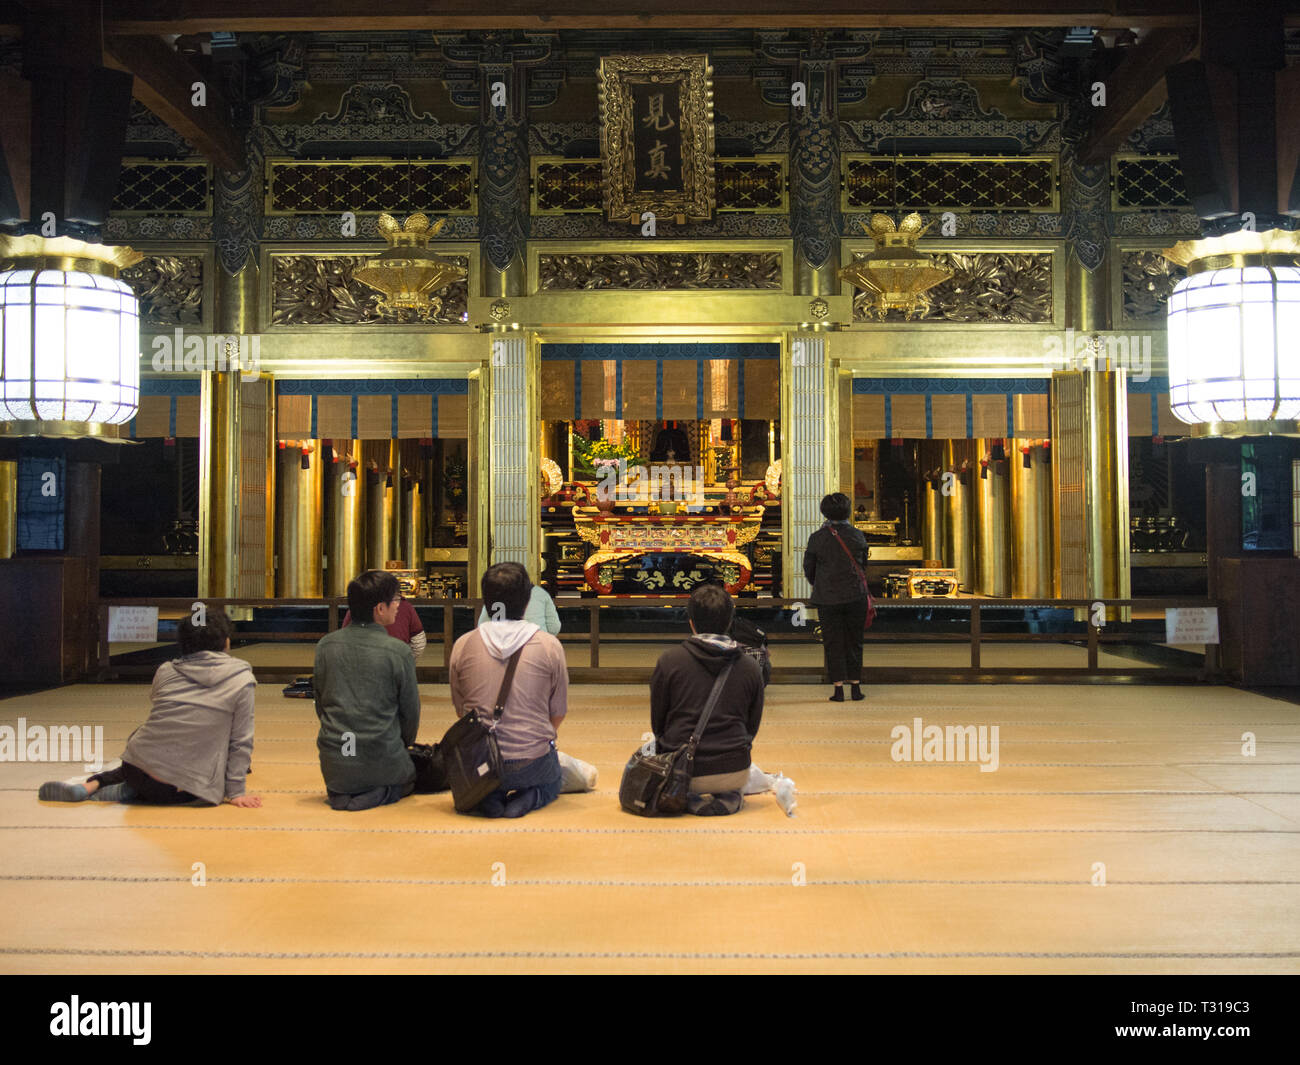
[481,562,532,620]
[687,582,734,635]
[820,492,851,521]
[348,569,400,622]
[178,607,233,655]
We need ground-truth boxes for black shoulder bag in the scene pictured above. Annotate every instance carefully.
[619,661,734,817]
[440,648,523,812]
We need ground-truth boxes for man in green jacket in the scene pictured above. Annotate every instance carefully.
[314,569,421,811]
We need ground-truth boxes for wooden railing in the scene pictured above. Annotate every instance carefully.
[96,596,1220,684]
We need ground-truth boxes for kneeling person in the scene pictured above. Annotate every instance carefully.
[315,570,421,811]
[39,608,259,807]
[449,563,567,818]
[650,584,765,816]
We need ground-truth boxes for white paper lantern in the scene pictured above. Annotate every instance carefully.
[1163,229,1300,437]
[0,268,141,425]
[0,235,142,437]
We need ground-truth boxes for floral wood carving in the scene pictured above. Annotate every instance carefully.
[1121,250,1185,322]
[850,251,1052,323]
[538,252,780,291]
[120,255,204,326]
[270,254,469,325]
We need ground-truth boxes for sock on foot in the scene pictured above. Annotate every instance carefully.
[89,783,128,802]
[850,683,864,701]
[39,781,89,802]
[828,688,844,702]
[773,776,798,817]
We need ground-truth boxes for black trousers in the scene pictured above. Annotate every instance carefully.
[91,762,200,805]
[819,599,869,683]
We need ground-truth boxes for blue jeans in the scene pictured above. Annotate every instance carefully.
[471,746,562,818]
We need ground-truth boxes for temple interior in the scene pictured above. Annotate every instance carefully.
[0,0,1298,985]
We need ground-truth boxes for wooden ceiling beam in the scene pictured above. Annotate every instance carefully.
[97,1,1291,34]
[102,34,244,171]
[1076,28,1198,165]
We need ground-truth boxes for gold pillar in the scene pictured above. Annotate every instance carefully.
[363,439,394,571]
[837,368,853,497]
[382,436,397,561]
[1085,370,1131,616]
[198,369,240,599]
[922,477,943,564]
[200,262,258,599]
[467,368,490,595]
[1052,370,1130,617]
[0,459,16,559]
[974,441,1011,597]
[1066,247,1111,334]
[237,376,275,599]
[325,441,364,597]
[942,439,975,592]
[275,443,323,597]
[1010,442,1053,598]
[401,475,424,571]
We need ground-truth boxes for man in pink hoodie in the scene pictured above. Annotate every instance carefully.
[448,562,568,818]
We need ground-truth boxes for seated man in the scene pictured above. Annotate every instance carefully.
[342,593,426,659]
[449,562,567,818]
[650,584,793,816]
[39,608,260,808]
[315,570,421,811]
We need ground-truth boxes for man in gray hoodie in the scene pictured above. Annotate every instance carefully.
[39,609,259,807]
[314,569,421,811]
[448,562,567,817]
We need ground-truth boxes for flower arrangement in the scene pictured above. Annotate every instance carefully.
[444,455,467,507]
[571,432,639,480]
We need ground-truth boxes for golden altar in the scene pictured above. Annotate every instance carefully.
[573,508,764,594]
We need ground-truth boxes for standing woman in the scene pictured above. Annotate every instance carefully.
[804,492,871,701]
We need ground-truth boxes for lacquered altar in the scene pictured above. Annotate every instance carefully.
[573,507,765,594]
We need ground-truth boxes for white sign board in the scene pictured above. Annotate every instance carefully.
[1165,607,1219,645]
[108,606,160,643]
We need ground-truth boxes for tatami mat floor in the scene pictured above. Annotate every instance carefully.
[2,682,1296,973]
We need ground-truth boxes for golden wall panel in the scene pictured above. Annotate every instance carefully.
[356,396,390,439]
[277,396,310,438]
[174,397,201,437]
[621,361,658,419]
[703,359,739,419]
[316,396,352,439]
[1155,394,1183,437]
[971,394,1008,438]
[660,361,697,420]
[890,395,927,438]
[438,395,468,438]
[540,361,574,420]
[930,394,966,438]
[1127,393,1153,437]
[743,360,779,420]
[853,394,886,438]
[133,397,171,438]
[397,395,433,439]
[1013,394,1050,437]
